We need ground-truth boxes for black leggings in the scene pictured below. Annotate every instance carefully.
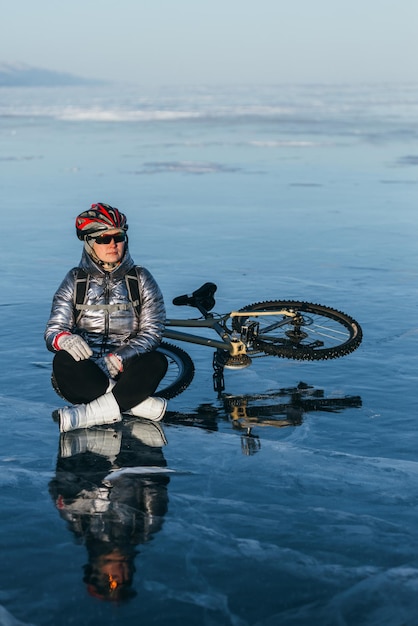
[52,350,168,412]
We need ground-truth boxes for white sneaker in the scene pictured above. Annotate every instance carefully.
[125,396,167,422]
[56,392,122,433]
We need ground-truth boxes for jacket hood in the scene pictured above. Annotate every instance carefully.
[79,247,136,280]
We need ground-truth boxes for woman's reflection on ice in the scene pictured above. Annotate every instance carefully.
[49,418,169,602]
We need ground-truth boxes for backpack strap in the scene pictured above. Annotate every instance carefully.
[73,266,142,323]
[73,268,89,324]
[125,266,142,316]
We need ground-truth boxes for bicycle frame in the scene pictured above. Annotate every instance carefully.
[163,309,297,356]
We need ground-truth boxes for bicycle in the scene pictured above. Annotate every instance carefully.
[155,282,363,399]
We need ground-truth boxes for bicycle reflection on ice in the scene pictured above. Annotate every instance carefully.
[164,381,362,456]
[49,418,170,602]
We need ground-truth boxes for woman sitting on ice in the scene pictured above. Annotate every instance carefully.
[45,202,168,433]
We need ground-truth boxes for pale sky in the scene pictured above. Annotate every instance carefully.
[2,0,417,84]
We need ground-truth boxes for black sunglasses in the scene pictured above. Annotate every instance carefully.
[90,232,127,245]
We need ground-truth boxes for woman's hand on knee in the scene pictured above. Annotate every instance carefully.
[54,332,93,361]
[97,353,123,379]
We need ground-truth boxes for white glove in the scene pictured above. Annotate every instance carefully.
[56,333,93,361]
[97,353,123,379]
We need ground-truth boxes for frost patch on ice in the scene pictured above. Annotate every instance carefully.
[289,182,323,187]
[396,155,418,166]
[143,580,246,626]
[0,604,35,626]
[58,107,202,122]
[0,156,43,162]
[313,566,418,626]
[30,362,51,369]
[127,161,241,175]
[380,178,418,185]
[234,538,378,582]
[0,395,51,411]
[249,140,317,147]
[0,466,52,488]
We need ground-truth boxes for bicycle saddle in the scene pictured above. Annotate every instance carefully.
[172,282,217,311]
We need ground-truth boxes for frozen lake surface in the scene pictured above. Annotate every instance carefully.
[0,83,418,625]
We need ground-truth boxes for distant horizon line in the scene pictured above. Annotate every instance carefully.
[1,61,417,87]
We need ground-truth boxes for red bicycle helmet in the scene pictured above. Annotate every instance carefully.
[75,203,128,240]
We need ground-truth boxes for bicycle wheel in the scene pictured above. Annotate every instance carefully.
[156,342,195,398]
[232,301,362,361]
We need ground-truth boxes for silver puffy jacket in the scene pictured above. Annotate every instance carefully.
[45,248,166,365]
